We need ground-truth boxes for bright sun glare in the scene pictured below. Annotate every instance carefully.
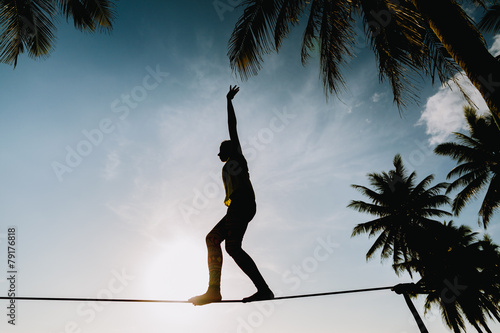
[144,238,207,300]
[138,238,214,323]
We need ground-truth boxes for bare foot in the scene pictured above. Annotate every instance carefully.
[242,289,274,303]
[189,287,222,306]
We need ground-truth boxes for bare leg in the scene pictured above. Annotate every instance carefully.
[225,205,274,302]
[189,217,225,305]
[189,202,273,305]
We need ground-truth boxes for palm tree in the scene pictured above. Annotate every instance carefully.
[411,0,500,121]
[348,154,451,271]
[350,155,500,332]
[478,4,500,33]
[434,106,500,227]
[395,222,500,333]
[227,0,500,119]
[0,0,117,67]
[229,0,452,109]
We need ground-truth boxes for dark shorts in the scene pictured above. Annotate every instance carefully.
[208,198,256,249]
[227,197,256,223]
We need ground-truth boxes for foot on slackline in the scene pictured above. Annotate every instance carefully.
[242,288,274,303]
[189,286,222,306]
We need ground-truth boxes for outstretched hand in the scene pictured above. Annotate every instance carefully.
[227,85,240,100]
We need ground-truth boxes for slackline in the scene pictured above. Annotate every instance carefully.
[0,285,395,304]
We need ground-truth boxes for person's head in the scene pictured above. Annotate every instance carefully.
[218,140,234,162]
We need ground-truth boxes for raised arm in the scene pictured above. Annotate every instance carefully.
[226,85,241,152]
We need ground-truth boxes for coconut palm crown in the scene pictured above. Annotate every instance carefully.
[396,222,500,333]
[434,106,500,228]
[227,0,486,109]
[348,154,451,271]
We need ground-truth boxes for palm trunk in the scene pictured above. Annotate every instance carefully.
[402,293,430,333]
[412,0,500,121]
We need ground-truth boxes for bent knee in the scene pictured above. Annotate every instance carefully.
[206,233,221,246]
[225,243,244,257]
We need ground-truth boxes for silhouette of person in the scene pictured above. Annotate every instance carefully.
[189,86,274,305]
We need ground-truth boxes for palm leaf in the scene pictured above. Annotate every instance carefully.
[300,0,321,64]
[347,199,388,216]
[424,182,451,197]
[300,0,357,95]
[422,23,461,85]
[451,183,486,216]
[358,0,426,109]
[351,215,394,237]
[478,4,500,33]
[452,132,482,151]
[350,184,384,204]
[0,0,57,66]
[365,230,390,260]
[316,0,355,95]
[228,0,282,80]
[392,153,406,175]
[55,0,116,32]
[447,162,487,180]
[412,174,435,195]
[420,208,452,218]
[478,173,500,227]
[274,0,305,49]
[28,0,57,57]
[435,142,479,164]
[451,171,491,215]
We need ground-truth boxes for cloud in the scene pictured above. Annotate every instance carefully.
[417,75,490,145]
[417,74,483,145]
[371,92,385,103]
[417,34,500,145]
[489,34,500,57]
[101,150,121,180]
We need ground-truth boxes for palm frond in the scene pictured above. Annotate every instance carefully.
[452,172,492,215]
[460,0,490,10]
[424,182,451,197]
[358,0,426,109]
[478,174,500,227]
[274,0,306,49]
[365,230,390,260]
[300,0,321,64]
[351,215,394,237]
[228,0,282,80]
[301,0,356,95]
[347,199,388,216]
[453,134,482,152]
[392,153,406,175]
[414,220,500,332]
[447,162,488,181]
[420,208,452,218]
[412,174,435,195]
[464,105,479,127]
[478,4,500,33]
[421,24,461,85]
[435,142,479,164]
[0,0,57,66]
[55,0,116,32]
[319,0,355,95]
[350,184,384,204]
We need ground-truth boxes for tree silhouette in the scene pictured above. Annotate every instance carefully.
[397,222,500,333]
[434,106,500,227]
[227,0,500,120]
[0,0,117,67]
[348,154,451,272]
[350,154,500,332]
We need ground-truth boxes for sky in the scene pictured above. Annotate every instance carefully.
[0,1,499,333]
